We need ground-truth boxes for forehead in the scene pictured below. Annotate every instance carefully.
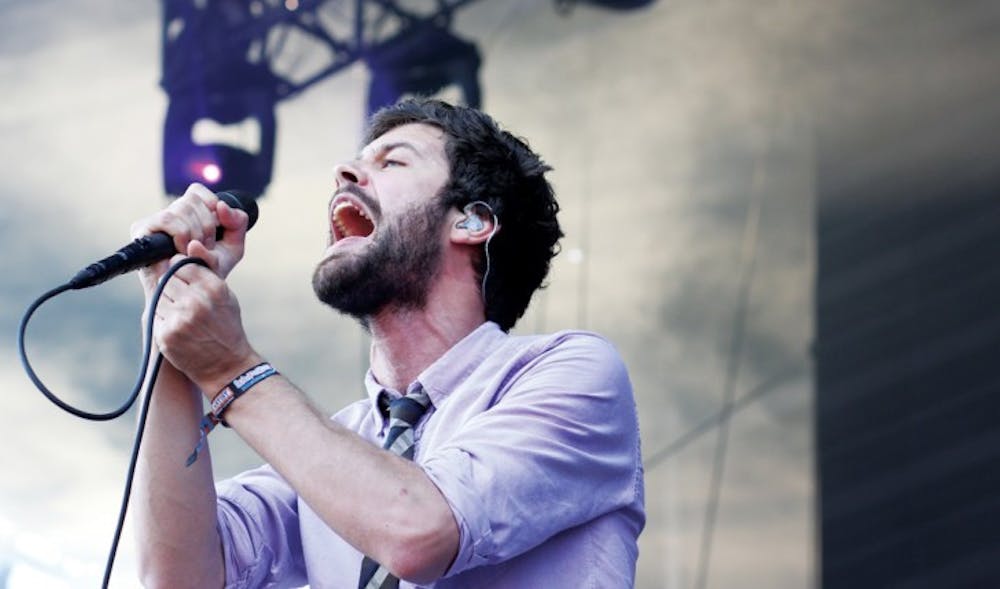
[360,122,447,162]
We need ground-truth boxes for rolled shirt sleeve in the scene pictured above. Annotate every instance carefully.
[420,331,644,577]
[216,465,308,588]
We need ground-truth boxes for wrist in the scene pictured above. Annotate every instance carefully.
[196,352,265,400]
[186,358,278,466]
[208,361,279,423]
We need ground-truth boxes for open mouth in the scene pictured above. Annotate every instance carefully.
[331,198,376,242]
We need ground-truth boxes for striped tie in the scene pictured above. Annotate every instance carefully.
[358,386,432,589]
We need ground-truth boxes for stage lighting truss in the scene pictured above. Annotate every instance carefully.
[160,0,655,197]
[160,0,483,197]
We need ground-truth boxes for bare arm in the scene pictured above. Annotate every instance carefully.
[218,368,459,583]
[130,184,246,588]
[133,360,224,588]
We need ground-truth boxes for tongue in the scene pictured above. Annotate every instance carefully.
[335,205,375,238]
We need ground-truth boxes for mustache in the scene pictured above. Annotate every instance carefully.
[332,185,382,220]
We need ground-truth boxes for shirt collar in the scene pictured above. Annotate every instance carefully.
[363,321,506,424]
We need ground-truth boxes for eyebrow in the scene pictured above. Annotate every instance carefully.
[359,141,421,161]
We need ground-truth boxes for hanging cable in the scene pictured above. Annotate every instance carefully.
[642,363,807,470]
[691,156,766,589]
[576,116,593,330]
[18,256,209,588]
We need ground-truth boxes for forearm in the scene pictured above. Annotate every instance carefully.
[127,185,247,586]
[133,359,224,588]
[218,371,458,584]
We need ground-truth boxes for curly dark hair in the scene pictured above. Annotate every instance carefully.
[364,99,563,332]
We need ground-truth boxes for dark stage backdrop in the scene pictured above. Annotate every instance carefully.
[815,17,1000,585]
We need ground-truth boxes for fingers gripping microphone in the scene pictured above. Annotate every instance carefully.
[68,190,259,290]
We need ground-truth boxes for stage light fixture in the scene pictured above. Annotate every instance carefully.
[161,0,280,198]
[162,89,276,198]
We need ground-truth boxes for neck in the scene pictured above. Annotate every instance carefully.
[367,276,486,393]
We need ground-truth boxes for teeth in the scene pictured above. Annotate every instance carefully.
[331,200,373,239]
[333,202,369,218]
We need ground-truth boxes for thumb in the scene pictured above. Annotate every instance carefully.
[208,200,248,278]
[216,199,249,245]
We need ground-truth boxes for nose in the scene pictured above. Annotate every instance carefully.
[334,160,368,187]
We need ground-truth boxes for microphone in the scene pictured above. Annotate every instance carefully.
[68,190,259,290]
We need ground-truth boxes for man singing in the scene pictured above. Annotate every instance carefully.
[133,99,644,588]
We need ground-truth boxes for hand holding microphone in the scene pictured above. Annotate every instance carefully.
[107,184,261,388]
[19,182,263,415]
[70,184,258,290]
[63,183,262,389]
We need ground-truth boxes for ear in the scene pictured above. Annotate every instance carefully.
[449,208,498,245]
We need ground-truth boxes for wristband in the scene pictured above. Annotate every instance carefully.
[210,362,278,423]
[186,362,278,467]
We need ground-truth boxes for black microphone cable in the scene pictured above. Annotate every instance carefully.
[18,256,209,588]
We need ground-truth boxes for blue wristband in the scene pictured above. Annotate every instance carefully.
[186,362,278,467]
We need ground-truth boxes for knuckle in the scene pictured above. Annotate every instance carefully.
[186,183,218,206]
[167,200,193,220]
[158,209,180,227]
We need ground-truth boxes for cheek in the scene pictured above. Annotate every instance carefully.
[442,215,460,240]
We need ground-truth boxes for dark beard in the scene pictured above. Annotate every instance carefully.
[312,198,447,321]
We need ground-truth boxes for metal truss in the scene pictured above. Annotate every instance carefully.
[161,0,483,103]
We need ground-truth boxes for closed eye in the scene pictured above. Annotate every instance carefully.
[382,159,405,168]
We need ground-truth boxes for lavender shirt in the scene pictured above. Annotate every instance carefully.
[216,322,645,588]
